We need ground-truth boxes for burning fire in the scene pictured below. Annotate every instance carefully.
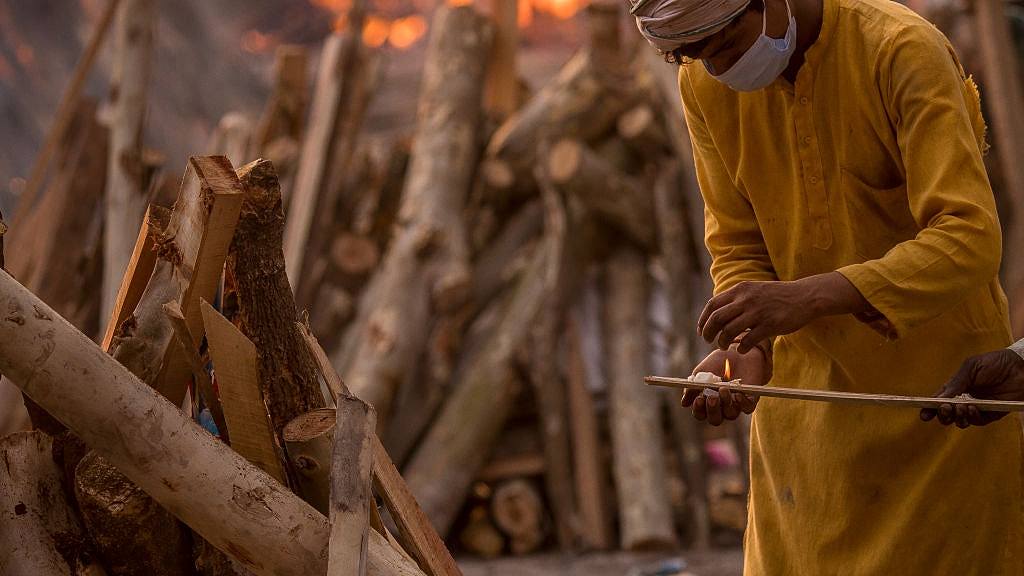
[724,358,732,381]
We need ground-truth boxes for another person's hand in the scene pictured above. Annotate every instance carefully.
[683,345,768,426]
[920,349,1024,428]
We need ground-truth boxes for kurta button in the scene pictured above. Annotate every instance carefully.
[800,97,809,104]
[810,176,819,184]
[803,136,812,144]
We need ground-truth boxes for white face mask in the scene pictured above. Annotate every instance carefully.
[705,0,797,92]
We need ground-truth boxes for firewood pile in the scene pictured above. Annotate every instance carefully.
[0,0,753,573]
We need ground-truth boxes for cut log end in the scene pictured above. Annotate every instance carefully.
[481,158,515,190]
[548,139,583,184]
[618,106,655,140]
[331,233,380,275]
[282,407,337,442]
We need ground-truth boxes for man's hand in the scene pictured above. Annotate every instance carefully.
[683,345,768,425]
[698,272,873,352]
[920,349,1024,428]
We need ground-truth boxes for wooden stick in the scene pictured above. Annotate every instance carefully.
[328,395,377,576]
[645,376,1024,412]
[100,204,163,351]
[14,0,121,228]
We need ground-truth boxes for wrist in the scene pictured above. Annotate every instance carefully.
[794,272,870,317]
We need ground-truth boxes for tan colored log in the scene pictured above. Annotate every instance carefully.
[334,5,492,423]
[332,233,381,278]
[328,395,377,576]
[208,112,254,168]
[103,0,155,320]
[404,236,556,537]
[164,301,228,441]
[484,0,520,119]
[566,313,613,550]
[0,268,424,576]
[470,199,543,307]
[479,452,546,482]
[459,507,505,558]
[652,163,711,549]
[606,248,676,550]
[974,1,1024,335]
[108,156,244,405]
[75,451,193,576]
[0,432,105,576]
[549,138,655,249]
[300,325,464,576]
[618,104,671,158]
[101,205,164,351]
[491,479,545,555]
[202,300,288,485]
[227,159,325,437]
[255,45,309,155]
[283,408,336,514]
[14,0,120,229]
[584,1,622,60]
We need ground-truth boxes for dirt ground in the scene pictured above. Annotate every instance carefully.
[459,549,744,576]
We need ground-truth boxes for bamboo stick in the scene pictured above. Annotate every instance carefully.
[645,376,1024,412]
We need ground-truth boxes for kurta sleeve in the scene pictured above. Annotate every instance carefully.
[836,25,1002,337]
[679,69,778,295]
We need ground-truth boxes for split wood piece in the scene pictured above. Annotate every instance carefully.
[101,205,165,351]
[255,45,309,155]
[549,138,656,249]
[103,0,155,320]
[282,408,336,514]
[329,396,378,576]
[0,270,425,576]
[202,300,288,484]
[207,112,254,169]
[75,451,194,576]
[299,327,464,576]
[333,5,492,422]
[491,479,546,555]
[109,156,244,405]
[618,105,672,159]
[479,453,546,482]
[6,98,108,338]
[652,163,712,549]
[164,301,228,441]
[404,237,556,537]
[606,247,677,550]
[227,159,325,438]
[974,0,1024,334]
[459,507,505,559]
[352,138,411,248]
[14,0,120,229]
[484,0,520,119]
[565,313,613,550]
[0,432,104,576]
[584,1,623,63]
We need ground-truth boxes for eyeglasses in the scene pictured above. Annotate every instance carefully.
[631,0,751,41]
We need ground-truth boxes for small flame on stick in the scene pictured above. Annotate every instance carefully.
[724,358,732,381]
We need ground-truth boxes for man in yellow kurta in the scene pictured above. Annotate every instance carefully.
[631,0,1024,572]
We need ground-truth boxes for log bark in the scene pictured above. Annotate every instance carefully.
[0,268,424,576]
[333,5,492,423]
[491,479,546,555]
[255,45,309,155]
[75,451,193,576]
[653,163,712,548]
[103,0,154,320]
[404,233,556,537]
[549,138,656,249]
[328,395,377,576]
[226,159,325,439]
[0,431,104,576]
[283,408,336,514]
[484,0,520,120]
[606,247,677,550]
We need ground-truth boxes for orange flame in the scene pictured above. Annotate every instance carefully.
[724,358,732,381]
[389,15,427,48]
[241,30,273,54]
[362,16,391,47]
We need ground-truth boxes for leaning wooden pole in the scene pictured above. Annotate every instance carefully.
[0,270,423,576]
[103,0,154,320]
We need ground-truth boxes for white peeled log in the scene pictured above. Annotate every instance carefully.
[0,269,423,576]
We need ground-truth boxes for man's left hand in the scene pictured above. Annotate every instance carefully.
[921,349,1024,428]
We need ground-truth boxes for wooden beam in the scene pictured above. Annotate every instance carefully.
[255,45,309,154]
[484,0,520,119]
[163,301,227,439]
[101,204,163,351]
[328,395,377,576]
[202,300,288,485]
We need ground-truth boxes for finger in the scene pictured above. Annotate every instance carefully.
[738,393,757,414]
[692,395,708,421]
[697,291,736,334]
[938,361,974,399]
[717,314,755,351]
[736,326,768,355]
[955,404,971,429]
[701,303,744,346]
[967,405,986,426]
[705,391,724,426]
[920,406,937,421]
[681,389,700,408]
[719,387,740,420]
[937,403,956,425]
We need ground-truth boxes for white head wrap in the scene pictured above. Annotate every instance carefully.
[631,0,750,52]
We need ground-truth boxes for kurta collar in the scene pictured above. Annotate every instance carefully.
[773,0,837,92]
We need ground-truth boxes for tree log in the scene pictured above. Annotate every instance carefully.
[491,479,545,555]
[617,104,671,159]
[484,0,520,120]
[255,45,309,155]
[164,301,227,441]
[653,163,711,549]
[404,233,556,537]
[103,0,154,320]
[333,5,492,423]
[75,451,193,576]
[0,431,104,576]
[458,506,505,558]
[226,159,325,440]
[0,268,424,576]
[208,112,254,169]
[549,138,655,249]
[328,395,377,576]
[283,408,336,514]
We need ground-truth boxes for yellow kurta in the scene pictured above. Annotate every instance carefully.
[679,0,1024,573]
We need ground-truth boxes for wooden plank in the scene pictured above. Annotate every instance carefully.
[299,323,463,576]
[101,204,161,350]
[202,300,288,485]
[163,301,227,441]
[645,376,1024,412]
[328,395,377,576]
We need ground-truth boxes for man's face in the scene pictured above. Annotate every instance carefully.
[674,0,789,74]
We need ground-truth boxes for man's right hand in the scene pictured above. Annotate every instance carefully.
[920,349,1024,428]
[683,344,769,426]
